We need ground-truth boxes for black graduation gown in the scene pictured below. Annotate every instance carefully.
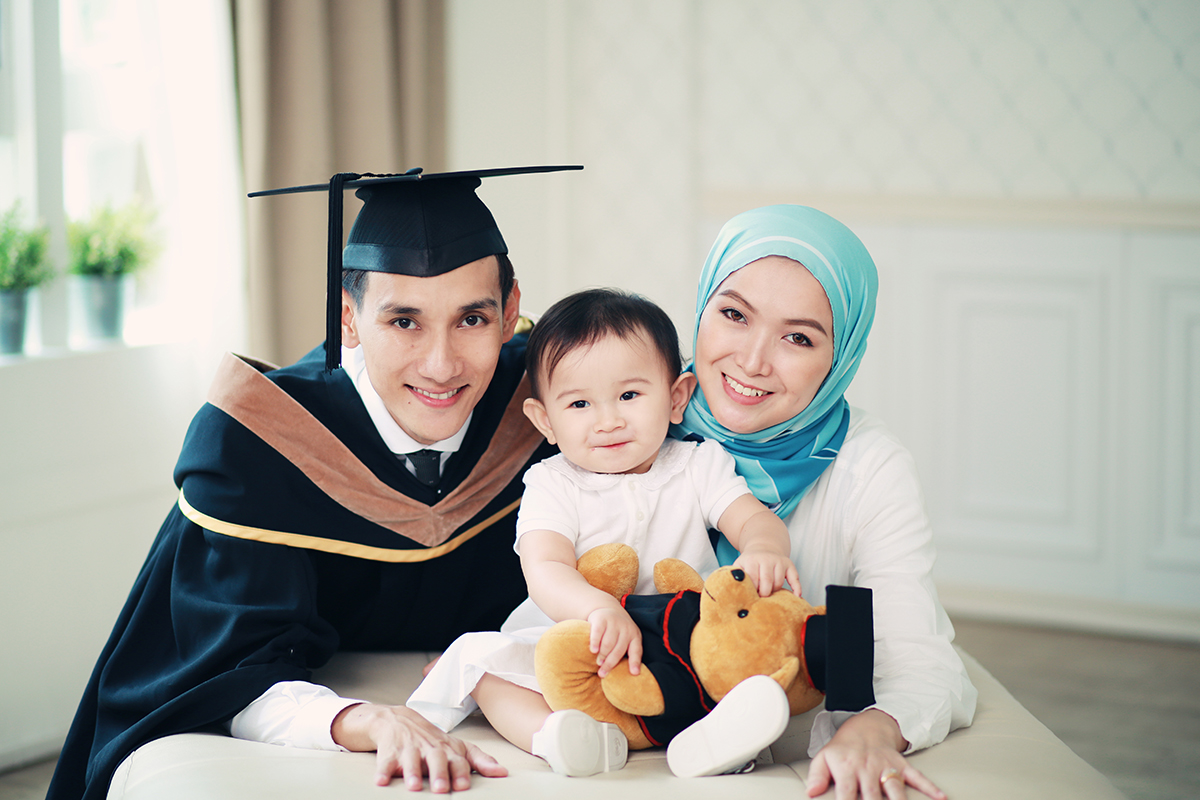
[47,337,554,800]
[622,591,715,746]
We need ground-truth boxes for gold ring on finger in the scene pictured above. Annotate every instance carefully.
[880,767,903,785]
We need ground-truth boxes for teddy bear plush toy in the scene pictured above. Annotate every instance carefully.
[534,543,875,750]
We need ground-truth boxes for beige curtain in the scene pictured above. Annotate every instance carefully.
[233,0,446,365]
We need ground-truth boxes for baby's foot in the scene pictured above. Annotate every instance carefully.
[531,709,628,777]
[666,675,790,777]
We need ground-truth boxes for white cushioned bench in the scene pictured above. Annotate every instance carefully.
[106,649,1125,800]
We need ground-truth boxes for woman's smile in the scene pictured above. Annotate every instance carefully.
[723,373,771,401]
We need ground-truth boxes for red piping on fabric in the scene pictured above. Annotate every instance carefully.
[663,591,712,713]
[800,616,816,689]
[636,714,660,747]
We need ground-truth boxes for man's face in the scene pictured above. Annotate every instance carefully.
[342,256,520,446]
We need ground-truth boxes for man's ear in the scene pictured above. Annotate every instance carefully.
[501,280,522,342]
[668,371,697,425]
[341,289,362,348]
[523,397,556,444]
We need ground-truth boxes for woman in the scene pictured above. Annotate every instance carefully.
[674,205,977,799]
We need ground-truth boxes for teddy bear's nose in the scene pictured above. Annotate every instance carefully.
[731,569,745,582]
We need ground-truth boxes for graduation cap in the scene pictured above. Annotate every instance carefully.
[802,585,876,712]
[249,165,583,371]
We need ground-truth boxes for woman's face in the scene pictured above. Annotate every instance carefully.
[694,255,835,434]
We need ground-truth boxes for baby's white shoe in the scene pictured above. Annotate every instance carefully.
[531,709,628,777]
[666,674,790,778]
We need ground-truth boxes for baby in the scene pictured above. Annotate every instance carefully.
[407,288,797,777]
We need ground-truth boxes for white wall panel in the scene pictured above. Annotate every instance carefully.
[934,278,1101,556]
[880,228,1126,602]
[1156,287,1200,566]
[0,343,204,769]
[1123,234,1200,613]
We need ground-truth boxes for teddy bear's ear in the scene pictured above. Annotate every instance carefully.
[577,544,639,598]
[767,656,801,690]
[653,558,704,594]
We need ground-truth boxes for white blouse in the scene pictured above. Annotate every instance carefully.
[788,408,977,754]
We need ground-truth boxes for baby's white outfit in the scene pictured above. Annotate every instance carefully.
[406,438,750,731]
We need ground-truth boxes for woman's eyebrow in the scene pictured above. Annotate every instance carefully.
[717,288,827,335]
[786,317,827,335]
[716,288,755,311]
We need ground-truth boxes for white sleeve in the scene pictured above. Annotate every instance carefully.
[690,440,753,528]
[227,681,365,751]
[802,433,977,756]
[513,462,579,554]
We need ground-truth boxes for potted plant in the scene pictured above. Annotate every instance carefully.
[0,203,53,355]
[68,200,160,342]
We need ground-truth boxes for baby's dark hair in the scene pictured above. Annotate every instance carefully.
[526,288,683,400]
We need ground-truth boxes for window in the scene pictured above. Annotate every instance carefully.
[1,0,244,359]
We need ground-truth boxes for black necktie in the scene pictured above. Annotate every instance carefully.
[406,449,442,487]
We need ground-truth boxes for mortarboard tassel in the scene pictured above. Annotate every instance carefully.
[326,172,361,372]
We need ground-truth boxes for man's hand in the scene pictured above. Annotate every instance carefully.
[332,702,508,792]
[587,605,643,678]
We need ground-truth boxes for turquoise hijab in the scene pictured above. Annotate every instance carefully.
[673,205,878,562]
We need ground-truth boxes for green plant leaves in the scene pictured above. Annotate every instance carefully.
[0,204,53,292]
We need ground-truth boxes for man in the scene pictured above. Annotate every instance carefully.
[48,166,579,800]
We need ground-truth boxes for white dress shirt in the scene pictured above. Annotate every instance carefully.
[228,345,471,750]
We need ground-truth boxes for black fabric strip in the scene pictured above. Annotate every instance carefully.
[803,614,828,693]
[823,585,876,712]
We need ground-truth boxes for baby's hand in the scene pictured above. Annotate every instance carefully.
[733,551,801,597]
[586,606,643,678]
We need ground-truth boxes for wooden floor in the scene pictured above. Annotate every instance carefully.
[950,618,1200,800]
[4,618,1198,800]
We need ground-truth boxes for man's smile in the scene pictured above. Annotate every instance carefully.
[408,385,467,408]
[410,385,464,400]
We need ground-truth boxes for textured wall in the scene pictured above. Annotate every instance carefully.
[448,0,1200,633]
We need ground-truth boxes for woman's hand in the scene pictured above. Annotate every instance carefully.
[587,605,643,677]
[806,709,945,800]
